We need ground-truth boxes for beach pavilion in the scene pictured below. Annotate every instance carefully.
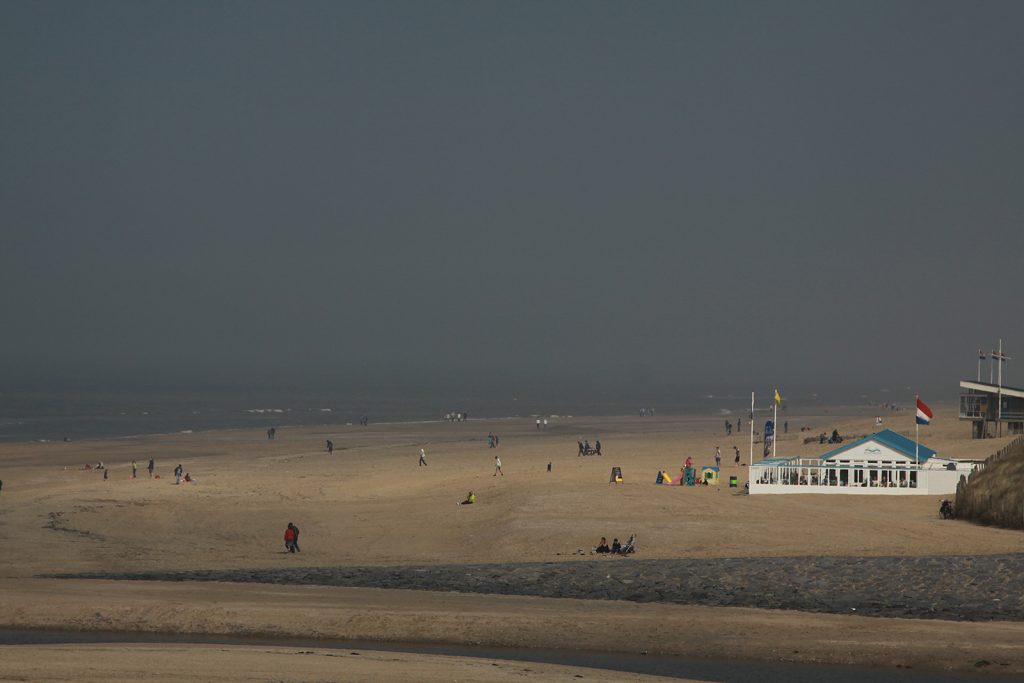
[749,429,975,495]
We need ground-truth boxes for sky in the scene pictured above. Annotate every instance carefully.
[2,1,1022,404]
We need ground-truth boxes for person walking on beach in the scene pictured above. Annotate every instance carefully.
[543,418,548,428]
[284,523,297,553]
[174,464,183,485]
[715,447,722,468]
[326,440,334,454]
[536,418,541,430]
[103,469,108,481]
[131,460,138,478]
[147,459,154,478]
[494,455,503,476]
[419,448,427,466]
[734,446,741,465]
[784,421,788,434]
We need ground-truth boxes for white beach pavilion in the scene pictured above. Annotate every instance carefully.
[749,429,975,495]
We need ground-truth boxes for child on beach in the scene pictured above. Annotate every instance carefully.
[494,455,503,476]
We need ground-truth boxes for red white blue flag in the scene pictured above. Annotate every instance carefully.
[916,397,933,425]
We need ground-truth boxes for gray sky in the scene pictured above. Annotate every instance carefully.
[2,1,1022,401]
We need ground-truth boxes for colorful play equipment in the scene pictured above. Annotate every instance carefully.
[684,467,697,486]
[702,466,720,485]
[609,467,623,484]
[655,470,674,484]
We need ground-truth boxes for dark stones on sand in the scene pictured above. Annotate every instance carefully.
[50,553,1024,622]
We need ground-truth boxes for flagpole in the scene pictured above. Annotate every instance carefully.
[915,393,920,467]
[749,391,754,467]
[998,338,1003,437]
[772,398,778,459]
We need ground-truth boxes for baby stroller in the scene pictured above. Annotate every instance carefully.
[616,533,637,555]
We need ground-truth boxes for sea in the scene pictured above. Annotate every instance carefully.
[0,388,885,443]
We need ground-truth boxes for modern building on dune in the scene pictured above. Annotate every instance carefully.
[958,380,1024,439]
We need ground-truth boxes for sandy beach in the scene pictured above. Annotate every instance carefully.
[1,407,1023,679]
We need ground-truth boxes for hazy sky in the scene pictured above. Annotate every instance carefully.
[2,1,1022,401]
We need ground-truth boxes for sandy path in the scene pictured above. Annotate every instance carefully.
[2,579,1023,675]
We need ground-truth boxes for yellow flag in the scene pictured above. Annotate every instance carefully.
[774,389,782,405]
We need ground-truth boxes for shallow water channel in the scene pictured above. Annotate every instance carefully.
[0,629,1010,682]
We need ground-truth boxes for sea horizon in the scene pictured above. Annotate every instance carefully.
[0,386,943,444]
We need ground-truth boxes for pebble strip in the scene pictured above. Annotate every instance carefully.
[51,554,1024,622]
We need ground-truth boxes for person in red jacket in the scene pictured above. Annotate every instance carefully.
[284,523,297,553]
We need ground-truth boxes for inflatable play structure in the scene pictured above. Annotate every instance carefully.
[702,466,720,485]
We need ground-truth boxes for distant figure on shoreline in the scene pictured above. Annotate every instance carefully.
[284,523,298,553]
[494,455,503,476]
[326,440,334,454]
[131,460,138,478]
[715,447,721,468]
[419,448,427,466]
[147,459,155,477]
[536,418,541,430]
[174,464,183,484]
[267,427,276,440]
[734,446,740,465]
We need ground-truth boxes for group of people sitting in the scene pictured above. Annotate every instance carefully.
[594,533,636,555]
[818,429,843,444]
[577,439,602,456]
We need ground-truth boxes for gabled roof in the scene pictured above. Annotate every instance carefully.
[818,429,937,462]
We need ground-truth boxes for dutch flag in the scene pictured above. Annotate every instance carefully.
[916,397,933,425]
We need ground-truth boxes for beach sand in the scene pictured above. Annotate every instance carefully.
[1,407,1022,678]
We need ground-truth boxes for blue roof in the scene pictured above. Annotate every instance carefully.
[818,429,937,462]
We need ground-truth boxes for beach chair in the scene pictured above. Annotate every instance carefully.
[618,533,637,555]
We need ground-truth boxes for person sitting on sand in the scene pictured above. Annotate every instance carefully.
[611,538,622,554]
[458,491,476,506]
[595,537,610,553]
